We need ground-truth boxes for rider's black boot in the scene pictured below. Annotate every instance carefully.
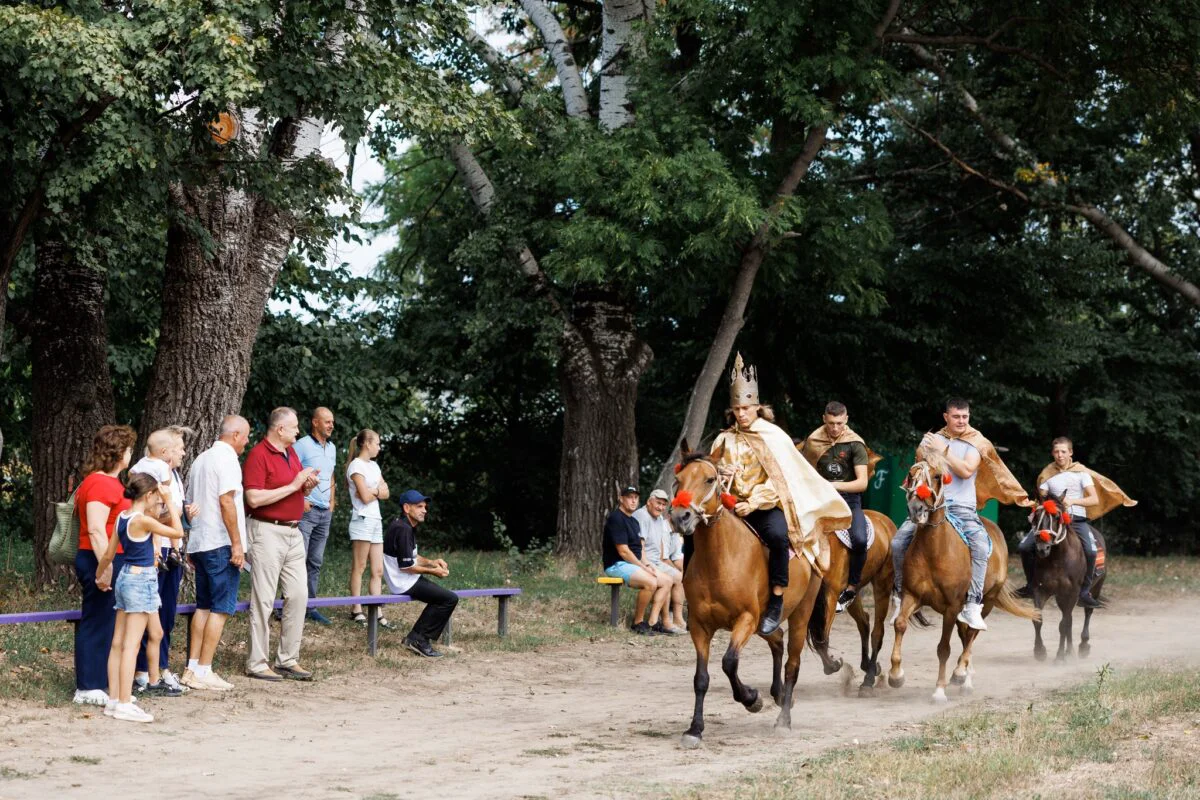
[758,593,784,636]
[1078,549,1100,607]
[1016,550,1036,598]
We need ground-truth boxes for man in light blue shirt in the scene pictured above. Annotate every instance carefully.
[293,407,337,625]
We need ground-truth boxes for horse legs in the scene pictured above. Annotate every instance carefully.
[951,621,979,695]
[766,630,785,707]
[774,575,820,731]
[722,615,763,713]
[1032,594,1047,662]
[846,596,871,671]
[811,583,843,675]
[1079,605,1094,657]
[1056,593,1076,662]
[681,626,713,749]
[932,611,957,703]
[888,592,920,689]
[860,575,891,693]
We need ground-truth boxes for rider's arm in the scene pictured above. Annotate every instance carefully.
[831,464,869,494]
[941,445,980,480]
[1074,483,1100,508]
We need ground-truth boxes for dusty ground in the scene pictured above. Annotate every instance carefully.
[1,596,1197,800]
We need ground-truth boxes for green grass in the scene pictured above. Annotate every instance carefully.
[675,665,1200,799]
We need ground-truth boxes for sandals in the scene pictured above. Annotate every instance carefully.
[351,611,367,624]
[378,617,393,629]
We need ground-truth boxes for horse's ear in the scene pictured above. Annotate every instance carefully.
[711,438,726,463]
[680,438,691,456]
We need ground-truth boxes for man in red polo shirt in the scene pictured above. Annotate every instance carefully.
[243,407,318,681]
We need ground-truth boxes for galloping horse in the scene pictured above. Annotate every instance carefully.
[669,442,824,748]
[1024,492,1108,661]
[888,460,1039,701]
[809,511,897,694]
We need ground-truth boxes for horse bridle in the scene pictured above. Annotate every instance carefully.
[1030,498,1069,546]
[904,460,946,513]
[674,459,734,528]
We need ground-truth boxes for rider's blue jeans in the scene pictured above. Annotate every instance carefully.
[892,504,989,604]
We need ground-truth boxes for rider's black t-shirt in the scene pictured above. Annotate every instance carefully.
[602,509,643,569]
[816,441,868,490]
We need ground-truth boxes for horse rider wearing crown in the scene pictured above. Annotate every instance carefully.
[887,397,1030,631]
[709,354,851,636]
[1016,436,1136,607]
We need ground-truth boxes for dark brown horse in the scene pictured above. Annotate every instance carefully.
[888,460,1039,701]
[809,510,897,694]
[669,443,823,748]
[1024,492,1108,661]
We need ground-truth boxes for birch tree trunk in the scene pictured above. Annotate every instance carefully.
[30,240,116,585]
[598,0,653,130]
[139,116,324,452]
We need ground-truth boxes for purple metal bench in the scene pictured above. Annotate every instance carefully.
[0,587,521,657]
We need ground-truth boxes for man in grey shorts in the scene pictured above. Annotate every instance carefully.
[634,489,685,633]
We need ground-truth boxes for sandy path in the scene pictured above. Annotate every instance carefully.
[1,596,1197,800]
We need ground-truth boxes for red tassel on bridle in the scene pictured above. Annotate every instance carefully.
[671,490,694,509]
[1037,530,1053,542]
[1042,499,1060,516]
[673,463,683,474]
[915,483,933,501]
[720,493,737,509]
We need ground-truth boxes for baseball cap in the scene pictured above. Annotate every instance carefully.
[397,489,430,506]
[619,485,640,497]
[649,489,670,502]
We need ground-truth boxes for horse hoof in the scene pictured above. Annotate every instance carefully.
[950,671,966,686]
[858,685,876,699]
[747,694,764,713]
[888,673,905,689]
[1034,648,1047,662]
[772,720,792,736]
[1079,644,1090,658]
[931,688,948,704]
[824,659,843,676]
[680,734,703,750]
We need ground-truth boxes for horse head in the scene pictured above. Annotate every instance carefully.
[1029,489,1071,558]
[902,460,950,526]
[669,439,730,536]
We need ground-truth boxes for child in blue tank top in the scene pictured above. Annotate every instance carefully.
[95,472,184,723]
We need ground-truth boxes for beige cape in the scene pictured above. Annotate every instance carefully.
[1035,461,1137,521]
[798,425,883,479]
[929,425,1031,509]
[713,418,852,569]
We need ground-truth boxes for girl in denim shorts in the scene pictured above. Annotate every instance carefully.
[95,473,185,723]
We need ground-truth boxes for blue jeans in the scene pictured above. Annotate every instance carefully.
[300,505,332,598]
[74,549,124,691]
[892,505,989,604]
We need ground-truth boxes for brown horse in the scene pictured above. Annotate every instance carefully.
[888,461,1039,702]
[1024,492,1108,661]
[809,510,896,694]
[669,443,823,749]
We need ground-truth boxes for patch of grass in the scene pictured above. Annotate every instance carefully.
[68,756,100,765]
[676,665,1200,800]
[521,747,568,758]
[635,729,673,739]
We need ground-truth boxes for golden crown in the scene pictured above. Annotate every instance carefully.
[729,352,759,406]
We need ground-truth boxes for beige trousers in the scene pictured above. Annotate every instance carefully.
[246,519,308,673]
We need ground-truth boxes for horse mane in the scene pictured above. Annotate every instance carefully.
[680,450,715,467]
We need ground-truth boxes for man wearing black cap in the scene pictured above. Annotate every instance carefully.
[603,486,672,635]
[383,489,458,658]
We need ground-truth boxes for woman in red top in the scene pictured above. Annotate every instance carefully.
[71,424,136,706]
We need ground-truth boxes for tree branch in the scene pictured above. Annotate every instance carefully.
[518,0,589,119]
[463,27,524,101]
[886,28,1067,80]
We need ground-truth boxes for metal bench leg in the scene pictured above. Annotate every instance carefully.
[367,605,379,656]
[441,618,452,647]
[497,596,509,637]
[610,584,621,627]
[182,613,194,662]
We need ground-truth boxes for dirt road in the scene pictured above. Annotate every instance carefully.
[1,596,1196,799]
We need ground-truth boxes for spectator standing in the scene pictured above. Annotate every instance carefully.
[293,407,337,625]
[72,424,137,706]
[382,490,457,658]
[182,415,250,691]
[633,489,686,633]
[346,429,390,625]
[242,408,317,681]
[129,427,196,696]
[602,486,672,635]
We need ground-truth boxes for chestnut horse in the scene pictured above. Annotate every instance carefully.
[888,460,1039,702]
[1024,492,1108,661]
[809,510,897,694]
[669,444,823,749]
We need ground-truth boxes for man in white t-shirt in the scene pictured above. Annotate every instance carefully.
[1016,437,1103,607]
[633,489,685,633]
[181,415,250,690]
[383,490,457,658]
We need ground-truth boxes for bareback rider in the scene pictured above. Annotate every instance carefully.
[709,354,850,636]
[799,401,880,612]
[888,398,1029,631]
[1016,436,1136,607]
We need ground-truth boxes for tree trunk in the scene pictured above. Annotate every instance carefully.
[598,0,653,131]
[138,180,295,453]
[556,287,653,557]
[30,240,116,586]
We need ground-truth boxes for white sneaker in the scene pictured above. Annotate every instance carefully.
[181,669,208,691]
[885,592,902,626]
[160,670,189,694]
[103,699,117,717]
[112,702,154,724]
[957,602,988,631]
[201,671,234,691]
[72,689,109,706]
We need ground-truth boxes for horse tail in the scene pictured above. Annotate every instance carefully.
[911,609,933,628]
[992,580,1041,621]
[806,580,829,652]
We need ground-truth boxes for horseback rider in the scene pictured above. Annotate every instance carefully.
[887,398,1029,631]
[1016,436,1136,607]
[799,402,880,613]
[709,354,850,636]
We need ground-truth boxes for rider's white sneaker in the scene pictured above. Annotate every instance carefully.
[885,592,902,625]
[957,602,988,631]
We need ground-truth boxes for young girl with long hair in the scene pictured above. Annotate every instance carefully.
[95,472,185,723]
[346,429,389,625]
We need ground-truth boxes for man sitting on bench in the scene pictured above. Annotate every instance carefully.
[383,490,458,658]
